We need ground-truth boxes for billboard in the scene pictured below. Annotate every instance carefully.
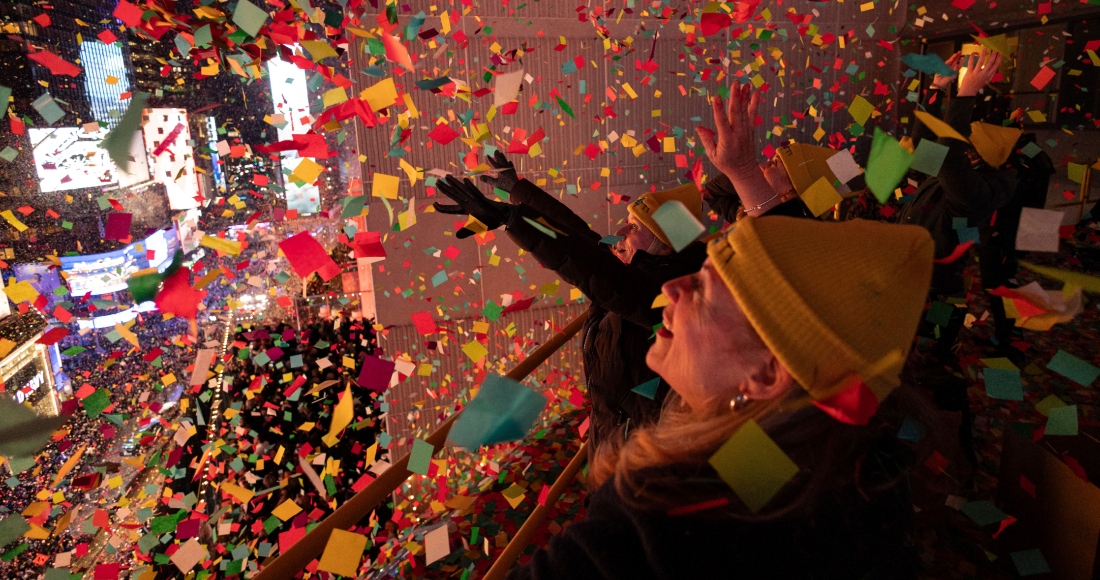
[59,245,142,296]
[58,226,180,297]
[267,54,321,215]
[13,263,64,313]
[30,128,118,192]
[142,108,201,210]
[80,41,131,131]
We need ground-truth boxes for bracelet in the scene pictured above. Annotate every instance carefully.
[743,192,781,213]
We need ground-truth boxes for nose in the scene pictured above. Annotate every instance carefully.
[614,223,631,238]
[662,274,692,303]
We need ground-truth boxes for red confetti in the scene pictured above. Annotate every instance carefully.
[27,50,82,77]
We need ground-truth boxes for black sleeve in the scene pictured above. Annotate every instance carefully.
[703,173,741,224]
[505,205,663,328]
[508,179,602,242]
[934,97,1017,221]
[910,88,947,148]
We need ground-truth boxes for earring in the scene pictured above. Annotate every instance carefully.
[729,393,749,412]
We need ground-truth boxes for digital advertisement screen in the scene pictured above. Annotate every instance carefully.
[142,108,201,210]
[59,245,142,296]
[29,128,118,192]
[13,263,64,313]
[58,226,180,297]
[268,54,321,215]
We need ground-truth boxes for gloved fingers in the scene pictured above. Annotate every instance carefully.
[432,202,467,215]
[455,227,476,239]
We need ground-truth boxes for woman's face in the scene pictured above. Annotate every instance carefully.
[647,260,774,411]
[612,213,659,264]
[761,154,795,197]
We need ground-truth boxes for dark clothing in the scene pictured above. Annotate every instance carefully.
[505,180,706,447]
[977,133,1055,342]
[894,94,1017,296]
[508,465,916,580]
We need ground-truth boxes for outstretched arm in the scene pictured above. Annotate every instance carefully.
[695,84,784,217]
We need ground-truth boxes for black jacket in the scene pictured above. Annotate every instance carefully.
[505,179,706,449]
[507,463,916,580]
[893,94,1017,296]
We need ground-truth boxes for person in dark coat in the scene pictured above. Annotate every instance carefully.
[893,49,1017,462]
[977,132,1055,349]
[434,156,710,452]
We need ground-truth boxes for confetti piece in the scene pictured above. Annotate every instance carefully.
[1046,350,1099,386]
[799,177,843,217]
[1045,404,1078,436]
[493,69,524,108]
[448,375,548,449]
[909,139,950,176]
[321,384,355,447]
[232,0,269,37]
[101,91,149,172]
[28,50,82,77]
[1010,549,1051,576]
[900,53,957,77]
[1015,208,1064,253]
[847,96,875,126]
[423,525,451,566]
[408,438,434,475]
[866,128,912,204]
[650,200,705,252]
[357,354,396,393]
[200,235,242,256]
[279,231,341,282]
[968,122,1021,168]
[317,529,367,577]
[709,419,799,513]
[913,110,969,143]
[371,173,400,199]
[983,368,1023,401]
[825,150,862,184]
[631,377,660,400]
[169,538,208,573]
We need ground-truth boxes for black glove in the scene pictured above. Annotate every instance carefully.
[433,176,516,239]
[478,151,519,193]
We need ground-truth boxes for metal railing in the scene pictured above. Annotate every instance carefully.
[255,311,589,580]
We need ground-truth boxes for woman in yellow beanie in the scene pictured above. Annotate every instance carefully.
[507,217,941,580]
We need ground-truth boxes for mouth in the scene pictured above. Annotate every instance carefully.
[659,312,673,338]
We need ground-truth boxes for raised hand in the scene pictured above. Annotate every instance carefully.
[433,176,515,239]
[931,51,962,91]
[695,83,762,180]
[957,48,1003,98]
[479,151,519,194]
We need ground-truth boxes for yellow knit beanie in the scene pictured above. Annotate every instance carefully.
[627,184,704,249]
[707,217,934,402]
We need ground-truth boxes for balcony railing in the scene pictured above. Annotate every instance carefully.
[255,311,589,580]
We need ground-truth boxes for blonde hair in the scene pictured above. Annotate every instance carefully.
[591,383,942,519]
